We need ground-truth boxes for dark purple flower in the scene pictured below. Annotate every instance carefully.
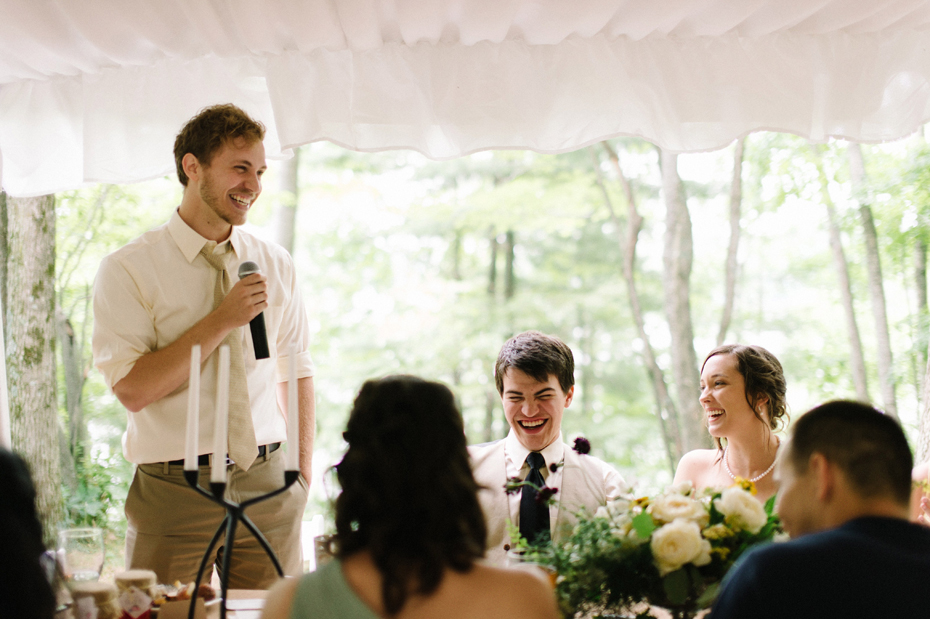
[536,486,559,505]
[573,436,591,455]
[549,462,560,474]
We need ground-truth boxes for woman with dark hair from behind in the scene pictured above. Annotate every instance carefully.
[0,447,57,619]
[262,376,559,619]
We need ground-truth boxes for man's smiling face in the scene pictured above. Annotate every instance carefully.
[502,367,573,452]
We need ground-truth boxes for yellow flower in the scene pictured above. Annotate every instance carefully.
[702,523,734,540]
[731,477,757,495]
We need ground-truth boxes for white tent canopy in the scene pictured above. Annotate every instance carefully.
[3,0,930,198]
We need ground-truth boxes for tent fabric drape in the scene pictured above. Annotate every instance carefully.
[2,0,930,196]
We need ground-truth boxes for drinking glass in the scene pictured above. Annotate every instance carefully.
[57,528,104,582]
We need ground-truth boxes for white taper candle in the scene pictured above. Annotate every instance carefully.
[212,345,230,483]
[286,344,299,471]
[184,344,202,471]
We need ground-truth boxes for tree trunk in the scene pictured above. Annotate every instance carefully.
[271,150,299,254]
[717,137,744,346]
[849,143,897,417]
[659,148,707,453]
[916,238,928,372]
[577,305,591,417]
[812,147,869,401]
[6,194,63,546]
[487,227,498,296]
[503,231,515,300]
[594,143,681,471]
[918,351,930,463]
[451,230,462,281]
[0,191,7,337]
[483,389,497,443]
[0,191,8,448]
[56,312,84,457]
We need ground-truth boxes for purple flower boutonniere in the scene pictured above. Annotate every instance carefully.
[573,436,591,455]
[504,476,560,507]
[536,486,559,506]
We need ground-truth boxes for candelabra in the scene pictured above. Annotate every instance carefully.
[183,469,300,619]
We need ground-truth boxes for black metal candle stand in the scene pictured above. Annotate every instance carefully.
[183,468,300,619]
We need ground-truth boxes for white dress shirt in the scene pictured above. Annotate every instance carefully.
[93,210,314,464]
[503,429,626,530]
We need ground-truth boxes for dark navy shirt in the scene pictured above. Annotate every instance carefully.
[710,517,930,619]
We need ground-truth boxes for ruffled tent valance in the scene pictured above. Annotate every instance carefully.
[2,0,930,196]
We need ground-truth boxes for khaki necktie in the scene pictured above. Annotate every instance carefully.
[199,242,258,471]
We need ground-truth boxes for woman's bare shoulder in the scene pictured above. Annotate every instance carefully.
[260,576,300,619]
[461,564,560,619]
[673,449,718,482]
[913,461,930,481]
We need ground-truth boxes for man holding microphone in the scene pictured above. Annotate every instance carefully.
[93,104,314,588]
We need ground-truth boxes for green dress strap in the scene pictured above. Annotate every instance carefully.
[290,560,381,619]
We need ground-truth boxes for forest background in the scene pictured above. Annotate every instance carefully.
[5,130,930,567]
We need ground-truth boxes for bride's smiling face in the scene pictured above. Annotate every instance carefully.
[699,354,767,438]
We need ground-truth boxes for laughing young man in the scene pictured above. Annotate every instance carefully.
[93,104,314,588]
[470,331,627,564]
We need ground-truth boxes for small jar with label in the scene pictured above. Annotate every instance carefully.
[71,581,121,619]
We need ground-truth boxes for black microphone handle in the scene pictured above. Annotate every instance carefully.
[238,260,270,359]
[249,312,270,359]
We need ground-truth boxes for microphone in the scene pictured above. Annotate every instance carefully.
[237,261,270,359]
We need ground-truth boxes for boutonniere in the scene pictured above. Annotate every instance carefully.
[504,477,559,506]
[573,436,591,455]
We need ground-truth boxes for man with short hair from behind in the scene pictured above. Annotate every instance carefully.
[470,330,627,565]
[711,400,930,618]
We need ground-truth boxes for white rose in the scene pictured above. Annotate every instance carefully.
[693,539,713,567]
[668,480,694,496]
[649,493,709,527]
[650,518,704,576]
[713,487,768,534]
[595,506,610,520]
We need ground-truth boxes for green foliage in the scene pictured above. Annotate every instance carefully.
[526,485,782,618]
[63,448,129,529]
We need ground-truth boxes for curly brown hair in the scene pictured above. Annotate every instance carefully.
[173,103,265,186]
[703,344,788,450]
[333,376,487,615]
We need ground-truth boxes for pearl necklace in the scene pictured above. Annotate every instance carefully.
[723,446,777,483]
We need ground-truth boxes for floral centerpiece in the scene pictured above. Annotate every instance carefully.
[523,479,782,619]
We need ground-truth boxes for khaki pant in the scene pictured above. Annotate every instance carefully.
[124,448,308,589]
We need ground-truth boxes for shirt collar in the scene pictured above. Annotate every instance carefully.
[168,209,241,263]
[505,428,565,470]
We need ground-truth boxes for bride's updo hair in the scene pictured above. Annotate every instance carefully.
[332,375,486,615]
[703,344,788,449]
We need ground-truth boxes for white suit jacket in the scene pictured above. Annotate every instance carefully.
[469,438,626,565]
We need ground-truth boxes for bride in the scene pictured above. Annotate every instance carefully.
[673,344,787,503]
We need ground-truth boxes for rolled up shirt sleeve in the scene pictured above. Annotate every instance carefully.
[92,253,155,390]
